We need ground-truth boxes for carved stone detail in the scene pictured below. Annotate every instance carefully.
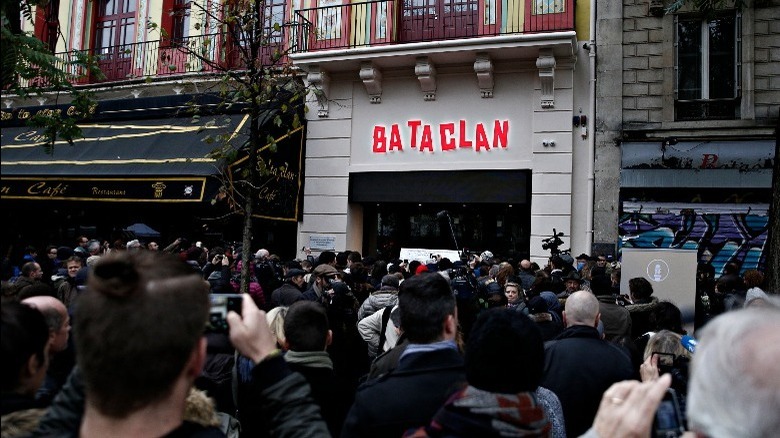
[415,57,437,101]
[307,67,330,118]
[536,49,556,109]
[474,53,494,98]
[359,62,383,104]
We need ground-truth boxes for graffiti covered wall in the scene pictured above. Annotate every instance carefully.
[618,211,768,277]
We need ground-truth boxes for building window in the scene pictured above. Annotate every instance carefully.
[171,0,191,43]
[675,12,741,121]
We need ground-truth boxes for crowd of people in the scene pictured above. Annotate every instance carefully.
[1,236,778,438]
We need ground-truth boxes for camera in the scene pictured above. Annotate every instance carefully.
[206,294,242,334]
[541,228,567,256]
[653,388,685,438]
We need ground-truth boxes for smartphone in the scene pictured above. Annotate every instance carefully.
[207,294,242,333]
[653,352,676,374]
[653,388,685,438]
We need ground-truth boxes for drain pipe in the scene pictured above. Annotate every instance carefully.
[585,0,597,254]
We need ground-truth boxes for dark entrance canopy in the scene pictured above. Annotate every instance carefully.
[1,114,249,203]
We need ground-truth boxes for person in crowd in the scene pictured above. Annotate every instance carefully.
[21,296,72,405]
[1,302,50,437]
[341,273,465,438]
[590,274,631,341]
[557,270,583,301]
[366,306,409,380]
[35,251,330,437]
[504,279,527,313]
[55,256,84,309]
[685,305,780,438]
[527,295,563,341]
[270,268,306,307]
[300,263,340,306]
[715,262,746,311]
[265,306,288,349]
[282,301,352,437]
[41,245,61,286]
[625,277,660,339]
[744,287,770,308]
[541,290,634,437]
[15,261,44,298]
[539,291,563,323]
[405,308,561,437]
[516,259,537,292]
[638,330,691,401]
[202,248,233,294]
[358,303,400,360]
[357,274,399,320]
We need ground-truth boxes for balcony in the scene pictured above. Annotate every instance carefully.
[11,32,287,89]
[291,0,575,53]
[7,0,574,91]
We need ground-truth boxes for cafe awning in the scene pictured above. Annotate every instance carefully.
[1,114,249,203]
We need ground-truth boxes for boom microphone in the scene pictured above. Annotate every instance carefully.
[436,210,449,220]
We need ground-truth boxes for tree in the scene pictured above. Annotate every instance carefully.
[1,0,100,151]
[157,0,309,293]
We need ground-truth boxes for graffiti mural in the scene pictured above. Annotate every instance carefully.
[618,211,768,277]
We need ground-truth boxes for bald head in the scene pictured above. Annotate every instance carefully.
[22,296,70,352]
[563,291,600,327]
[520,259,532,270]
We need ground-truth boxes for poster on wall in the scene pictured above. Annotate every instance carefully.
[619,248,697,316]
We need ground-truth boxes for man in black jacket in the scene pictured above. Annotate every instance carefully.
[341,273,465,438]
[541,290,634,437]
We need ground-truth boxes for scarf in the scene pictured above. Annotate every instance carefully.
[283,350,333,369]
[405,386,551,437]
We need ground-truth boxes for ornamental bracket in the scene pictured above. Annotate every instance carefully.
[415,57,437,101]
[536,49,556,109]
[359,62,383,104]
[474,53,494,98]
[307,66,330,118]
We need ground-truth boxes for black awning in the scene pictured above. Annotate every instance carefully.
[1,114,250,202]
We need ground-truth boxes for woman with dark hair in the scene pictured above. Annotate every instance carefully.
[1,302,51,436]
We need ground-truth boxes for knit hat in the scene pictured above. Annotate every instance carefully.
[744,287,769,307]
[415,265,429,275]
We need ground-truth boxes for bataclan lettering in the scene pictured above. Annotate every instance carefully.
[372,119,509,153]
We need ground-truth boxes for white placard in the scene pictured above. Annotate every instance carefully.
[400,248,462,263]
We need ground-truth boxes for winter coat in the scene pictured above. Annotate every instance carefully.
[270,282,304,307]
[357,287,399,320]
[595,295,632,341]
[342,347,466,438]
[541,325,634,437]
[625,297,660,339]
[358,305,400,358]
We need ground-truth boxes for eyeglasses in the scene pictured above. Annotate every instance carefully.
[49,252,58,255]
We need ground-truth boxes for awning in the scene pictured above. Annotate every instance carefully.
[1,114,249,203]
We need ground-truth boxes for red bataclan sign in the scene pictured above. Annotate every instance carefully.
[372,119,509,153]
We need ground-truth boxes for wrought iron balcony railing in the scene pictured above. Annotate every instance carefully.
[10,0,573,89]
[291,0,575,53]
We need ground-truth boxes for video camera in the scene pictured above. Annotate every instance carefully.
[541,229,567,256]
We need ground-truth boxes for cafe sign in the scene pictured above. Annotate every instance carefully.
[0,177,208,202]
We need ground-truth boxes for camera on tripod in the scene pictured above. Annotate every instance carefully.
[541,229,566,255]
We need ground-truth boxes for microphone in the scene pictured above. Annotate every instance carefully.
[436,210,449,220]
[681,335,697,354]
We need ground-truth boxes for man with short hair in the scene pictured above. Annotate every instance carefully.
[282,301,351,437]
[341,273,465,438]
[270,268,306,307]
[516,259,536,292]
[15,262,44,298]
[541,290,634,437]
[22,296,72,404]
